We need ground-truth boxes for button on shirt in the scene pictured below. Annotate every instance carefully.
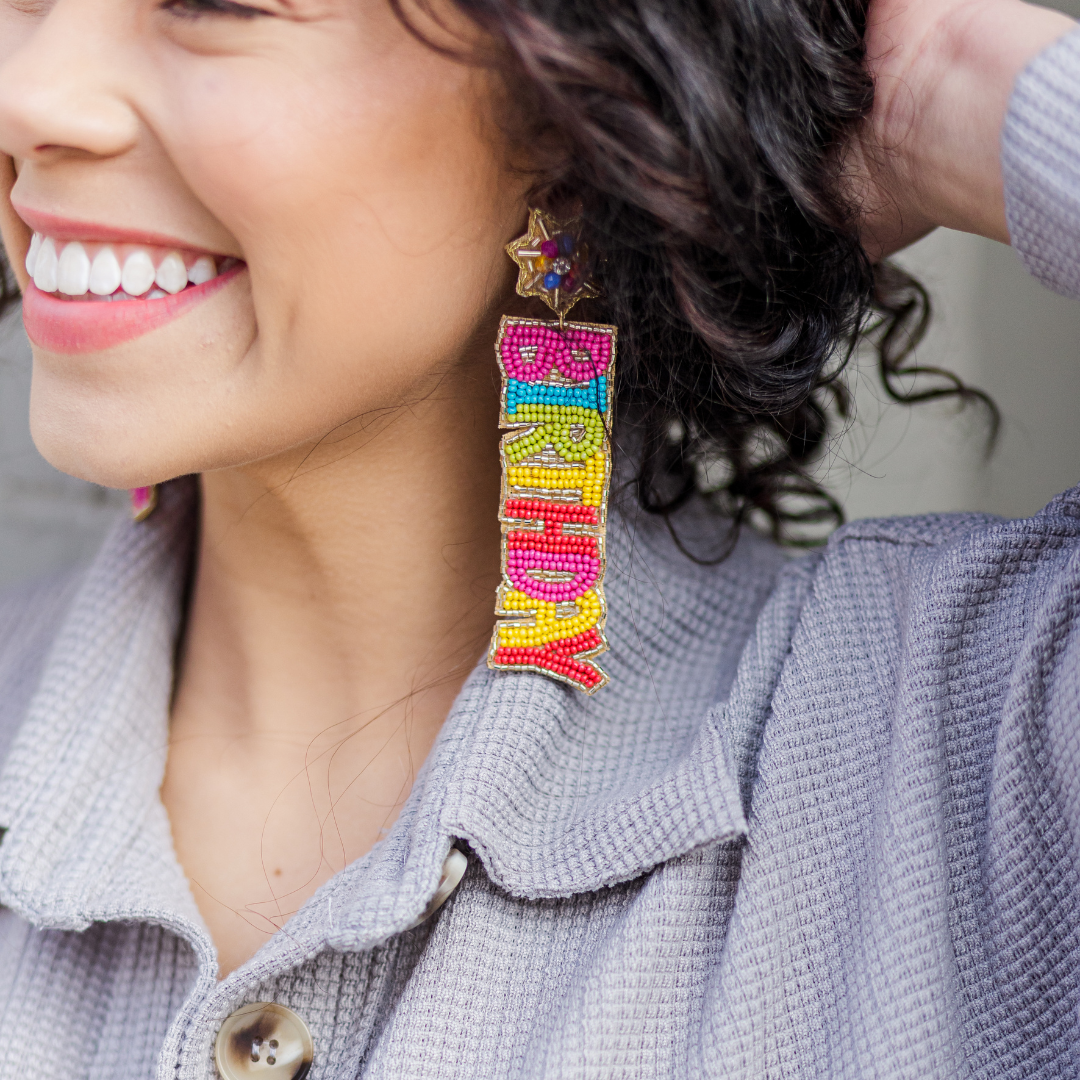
[211,851,464,1080]
[215,1004,313,1080]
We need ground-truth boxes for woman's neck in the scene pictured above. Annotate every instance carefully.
[162,363,502,976]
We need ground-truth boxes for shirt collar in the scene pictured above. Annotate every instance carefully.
[0,478,204,946]
[0,476,783,958]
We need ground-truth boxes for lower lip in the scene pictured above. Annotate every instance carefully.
[21,264,244,355]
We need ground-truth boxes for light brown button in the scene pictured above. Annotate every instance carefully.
[406,847,468,929]
[214,1002,313,1080]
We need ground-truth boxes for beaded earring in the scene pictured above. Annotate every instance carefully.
[130,485,158,522]
[486,210,617,694]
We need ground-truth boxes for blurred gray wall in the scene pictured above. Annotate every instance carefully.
[825,229,1080,522]
[0,309,125,590]
[2,0,1079,589]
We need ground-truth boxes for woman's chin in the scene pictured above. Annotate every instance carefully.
[27,365,349,490]
[24,306,256,488]
[26,369,218,489]
[29,416,175,490]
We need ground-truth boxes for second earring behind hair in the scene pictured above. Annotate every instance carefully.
[130,484,158,522]
[486,210,617,695]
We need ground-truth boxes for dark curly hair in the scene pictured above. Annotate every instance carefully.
[394,0,996,557]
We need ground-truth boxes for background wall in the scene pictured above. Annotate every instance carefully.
[0,307,125,590]
[824,229,1080,523]
[2,0,1080,589]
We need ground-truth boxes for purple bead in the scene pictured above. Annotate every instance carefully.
[540,239,559,259]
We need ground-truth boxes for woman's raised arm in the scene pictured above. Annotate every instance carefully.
[853,0,1074,261]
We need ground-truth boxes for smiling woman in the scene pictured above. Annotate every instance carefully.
[0,0,522,486]
[0,0,527,988]
[0,0,1079,1075]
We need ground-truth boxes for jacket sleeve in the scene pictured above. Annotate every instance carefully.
[1002,24,1080,299]
[714,496,1080,1075]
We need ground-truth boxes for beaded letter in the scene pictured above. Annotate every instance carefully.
[487,211,617,694]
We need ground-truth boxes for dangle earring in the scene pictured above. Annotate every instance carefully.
[486,210,617,694]
[130,485,158,522]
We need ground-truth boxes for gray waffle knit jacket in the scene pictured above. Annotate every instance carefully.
[4,26,1080,1080]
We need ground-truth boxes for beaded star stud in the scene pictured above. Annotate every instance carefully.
[505,209,600,324]
[487,211,617,694]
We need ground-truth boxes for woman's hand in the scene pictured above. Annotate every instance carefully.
[852,0,1075,260]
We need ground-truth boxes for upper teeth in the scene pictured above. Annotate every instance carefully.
[24,233,221,298]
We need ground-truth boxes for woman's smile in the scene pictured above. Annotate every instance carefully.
[26,234,227,299]
[18,213,244,352]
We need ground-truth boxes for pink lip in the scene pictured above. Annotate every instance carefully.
[12,204,224,252]
[21,265,244,354]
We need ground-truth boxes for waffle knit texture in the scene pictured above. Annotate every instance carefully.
[1004,23,1080,297]
[3,34,1080,1077]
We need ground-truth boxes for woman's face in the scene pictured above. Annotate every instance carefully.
[0,0,526,487]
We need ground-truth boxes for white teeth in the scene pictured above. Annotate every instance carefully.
[28,234,227,298]
[57,241,91,296]
[33,238,58,293]
[155,251,187,295]
[120,248,155,296]
[25,233,41,277]
[187,255,217,286]
[89,247,122,295]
